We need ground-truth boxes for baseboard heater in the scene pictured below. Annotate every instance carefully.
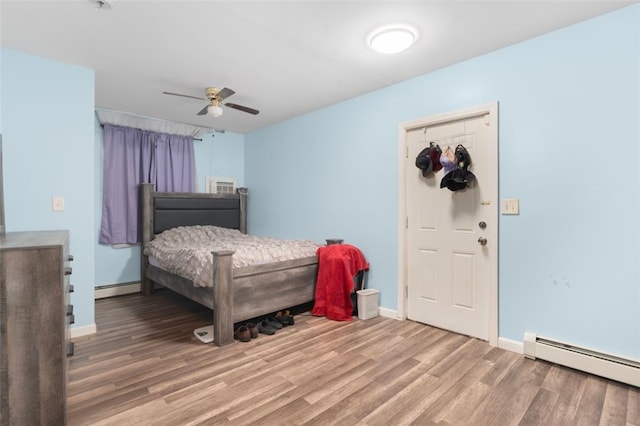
[94,282,140,299]
[523,332,640,387]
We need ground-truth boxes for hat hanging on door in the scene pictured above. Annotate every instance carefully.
[415,147,433,176]
[440,144,476,192]
[440,146,457,174]
[416,142,444,177]
[428,142,443,171]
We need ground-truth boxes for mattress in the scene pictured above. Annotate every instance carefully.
[143,225,320,287]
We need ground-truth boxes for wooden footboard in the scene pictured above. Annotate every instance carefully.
[213,252,317,345]
[212,251,234,345]
[139,183,318,346]
[143,252,317,346]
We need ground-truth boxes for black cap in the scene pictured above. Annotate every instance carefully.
[440,144,476,191]
[415,147,433,177]
[440,171,468,191]
[455,144,471,169]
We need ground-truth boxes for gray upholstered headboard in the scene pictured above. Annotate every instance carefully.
[153,196,241,235]
[139,183,247,248]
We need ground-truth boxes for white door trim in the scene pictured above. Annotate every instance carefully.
[397,102,499,347]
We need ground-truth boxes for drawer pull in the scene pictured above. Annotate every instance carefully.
[68,314,75,325]
[69,284,74,293]
[64,267,72,276]
[67,254,74,262]
[67,342,75,357]
[67,304,74,316]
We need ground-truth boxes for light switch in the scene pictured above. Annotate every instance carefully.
[52,196,65,211]
[501,198,519,215]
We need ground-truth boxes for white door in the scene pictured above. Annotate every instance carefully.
[405,104,498,341]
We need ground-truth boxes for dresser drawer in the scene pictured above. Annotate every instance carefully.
[0,230,71,425]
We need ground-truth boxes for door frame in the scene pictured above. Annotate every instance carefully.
[397,102,499,347]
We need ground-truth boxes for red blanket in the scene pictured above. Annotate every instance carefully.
[312,244,369,321]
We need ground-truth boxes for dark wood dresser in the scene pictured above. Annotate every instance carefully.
[0,230,74,425]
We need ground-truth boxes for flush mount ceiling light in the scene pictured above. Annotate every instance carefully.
[90,0,112,10]
[368,24,417,54]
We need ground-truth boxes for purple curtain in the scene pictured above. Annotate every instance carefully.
[152,133,196,192]
[99,124,195,245]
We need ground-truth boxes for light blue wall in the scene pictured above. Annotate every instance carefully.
[246,5,640,358]
[1,48,96,330]
[93,125,245,286]
[1,47,245,328]
[193,131,245,192]
[2,5,637,358]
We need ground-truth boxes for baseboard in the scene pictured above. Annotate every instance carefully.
[70,323,96,338]
[95,282,140,299]
[379,306,399,320]
[498,337,524,354]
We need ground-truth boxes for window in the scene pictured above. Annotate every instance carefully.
[99,124,195,245]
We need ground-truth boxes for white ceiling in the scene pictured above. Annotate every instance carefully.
[1,1,635,134]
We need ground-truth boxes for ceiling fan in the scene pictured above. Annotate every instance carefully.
[162,87,260,118]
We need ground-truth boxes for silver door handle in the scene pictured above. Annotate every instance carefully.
[478,237,487,246]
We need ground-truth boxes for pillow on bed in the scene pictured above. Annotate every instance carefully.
[156,225,241,241]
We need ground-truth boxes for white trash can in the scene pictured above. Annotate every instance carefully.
[357,289,379,320]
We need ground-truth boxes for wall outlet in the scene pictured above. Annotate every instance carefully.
[52,196,65,211]
[501,198,519,215]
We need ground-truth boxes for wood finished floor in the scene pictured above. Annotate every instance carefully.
[68,290,640,426]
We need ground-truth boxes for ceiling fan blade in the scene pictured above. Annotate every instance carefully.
[217,87,236,100]
[163,91,207,101]
[196,105,209,115]
[224,102,260,115]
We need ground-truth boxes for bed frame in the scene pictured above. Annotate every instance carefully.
[139,183,318,346]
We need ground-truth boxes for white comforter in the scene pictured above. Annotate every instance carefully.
[143,225,320,287]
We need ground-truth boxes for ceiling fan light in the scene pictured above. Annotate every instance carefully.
[368,25,417,54]
[207,104,223,118]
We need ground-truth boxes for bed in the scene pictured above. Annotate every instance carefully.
[139,183,320,346]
